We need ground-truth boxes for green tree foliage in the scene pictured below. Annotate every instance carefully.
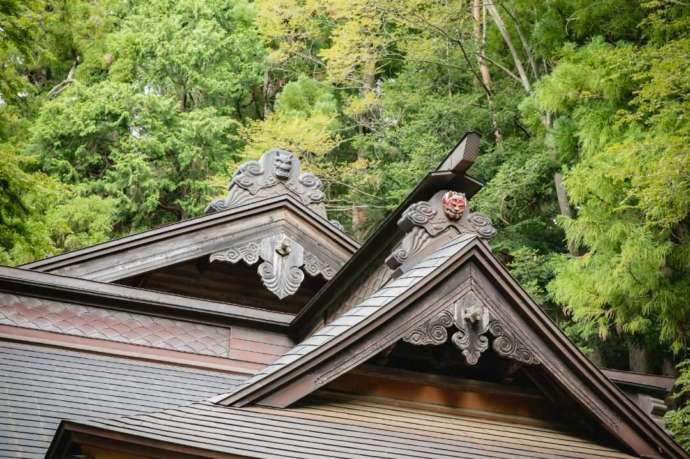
[27,0,265,232]
[2,0,690,446]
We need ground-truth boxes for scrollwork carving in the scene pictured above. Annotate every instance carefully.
[210,232,340,298]
[403,310,453,345]
[451,293,491,365]
[387,189,496,270]
[488,320,540,365]
[402,291,539,367]
[205,149,331,219]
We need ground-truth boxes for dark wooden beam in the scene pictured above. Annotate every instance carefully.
[294,132,484,335]
[0,265,294,330]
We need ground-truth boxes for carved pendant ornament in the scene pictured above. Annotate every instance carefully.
[403,291,539,366]
[210,234,337,299]
[386,190,496,270]
[206,149,335,223]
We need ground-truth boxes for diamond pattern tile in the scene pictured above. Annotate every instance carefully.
[0,293,230,357]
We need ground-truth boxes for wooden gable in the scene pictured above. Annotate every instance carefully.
[212,190,686,459]
[22,151,359,315]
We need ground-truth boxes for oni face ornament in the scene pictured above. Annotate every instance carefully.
[273,151,294,180]
[441,191,467,220]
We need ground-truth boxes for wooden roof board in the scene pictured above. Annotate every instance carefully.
[0,264,294,329]
[0,340,247,459]
[51,397,637,459]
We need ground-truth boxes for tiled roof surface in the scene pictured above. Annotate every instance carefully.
[0,340,245,458]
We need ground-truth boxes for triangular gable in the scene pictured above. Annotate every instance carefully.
[22,194,357,283]
[214,192,685,458]
[21,151,359,307]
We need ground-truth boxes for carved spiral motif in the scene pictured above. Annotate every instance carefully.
[300,173,321,188]
[307,189,326,203]
[451,329,489,366]
[391,248,409,265]
[402,201,436,225]
[468,213,497,238]
[488,320,539,364]
[404,310,453,345]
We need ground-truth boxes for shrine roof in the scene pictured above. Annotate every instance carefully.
[49,395,636,459]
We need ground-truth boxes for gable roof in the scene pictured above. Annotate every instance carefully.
[21,193,358,282]
[49,394,638,459]
[211,234,686,459]
[214,233,478,406]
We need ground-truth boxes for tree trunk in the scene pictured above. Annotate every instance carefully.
[628,343,651,373]
[554,173,573,219]
[473,0,502,143]
[485,0,531,93]
[352,204,367,240]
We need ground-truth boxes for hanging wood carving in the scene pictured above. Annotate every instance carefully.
[206,149,333,221]
[210,233,337,299]
[387,190,496,270]
[403,291,539,366]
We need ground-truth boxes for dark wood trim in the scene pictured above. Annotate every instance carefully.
[22,194,359,272]
[294,133,484,335]
[0,265,294,330]
[224,239,687,459]
[467,242,687,459]
[0,326,259,375]
[603,368,675,394]
[48,422,250,459]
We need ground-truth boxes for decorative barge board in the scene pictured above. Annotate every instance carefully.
[213,189,686,459]
[294,132,485,337]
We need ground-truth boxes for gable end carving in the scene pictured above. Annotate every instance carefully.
[210,232,339,299]
[206,149,342,229]
[403,290,540,366]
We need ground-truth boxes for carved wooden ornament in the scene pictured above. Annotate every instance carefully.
[403,291,539,366]
[206,149,330,219]
[210,233,337,299]
[387,190,496,270]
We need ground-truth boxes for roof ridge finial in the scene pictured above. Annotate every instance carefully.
[206,149,328,218]
[386,190,496,273]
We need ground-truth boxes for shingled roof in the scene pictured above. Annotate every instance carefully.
[52,396,637,459]
[0,341,246,458]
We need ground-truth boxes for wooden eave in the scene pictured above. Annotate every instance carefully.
[21,194,359,278]
[0,265,293,330]
[219,238,687,459]
[48,421,246,459]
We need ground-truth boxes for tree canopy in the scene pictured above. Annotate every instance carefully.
[1,0,689,447]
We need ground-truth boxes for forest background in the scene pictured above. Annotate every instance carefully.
[1,0,689,446]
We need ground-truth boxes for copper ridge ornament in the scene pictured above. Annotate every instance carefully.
[441,191,467,220]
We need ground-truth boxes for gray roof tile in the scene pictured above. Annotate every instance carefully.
[0,340,245,459]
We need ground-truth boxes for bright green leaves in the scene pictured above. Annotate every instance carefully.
[535,31,690,353]
[26,0,263,234]
[240,77,340,171]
